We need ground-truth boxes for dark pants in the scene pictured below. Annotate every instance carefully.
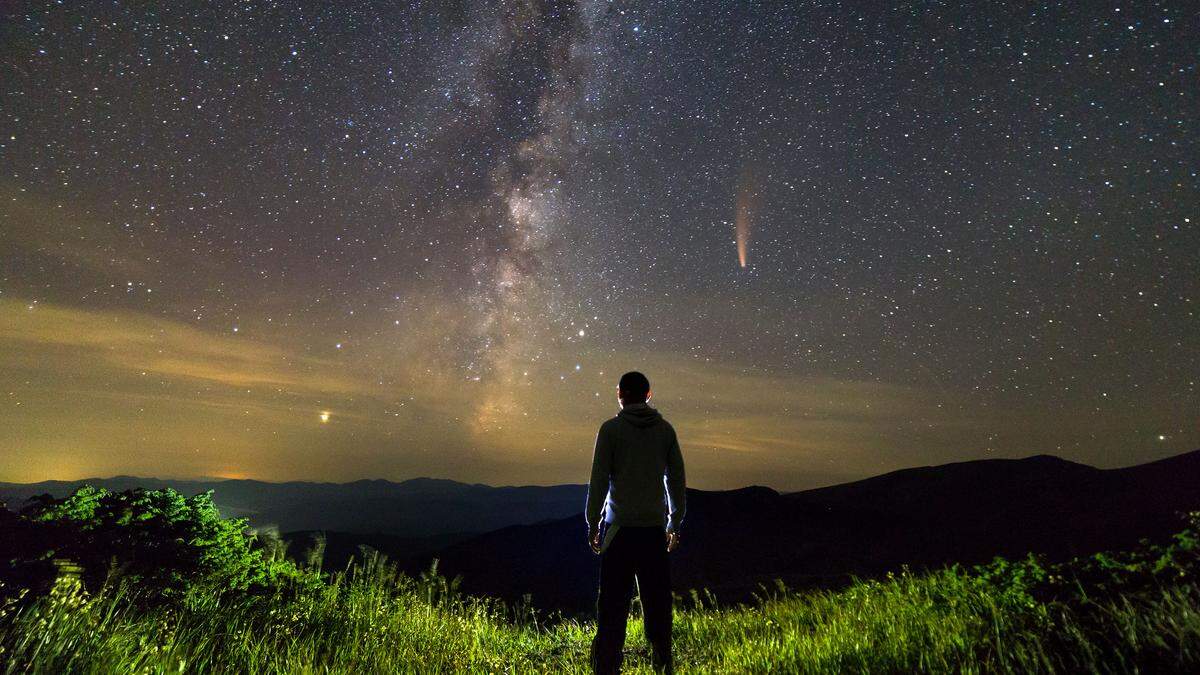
[591,526,673,674]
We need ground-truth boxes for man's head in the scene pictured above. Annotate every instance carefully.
[617,371,651,406]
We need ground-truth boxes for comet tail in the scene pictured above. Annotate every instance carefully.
[735,166,759,268]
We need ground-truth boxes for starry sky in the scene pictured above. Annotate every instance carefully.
[1,1,1196,490]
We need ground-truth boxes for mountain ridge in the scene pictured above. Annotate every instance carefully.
[0,475,588,537]
[388,448,1200,614]
[5,449,1192,495]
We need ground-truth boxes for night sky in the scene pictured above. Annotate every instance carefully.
[1,1,1196,490]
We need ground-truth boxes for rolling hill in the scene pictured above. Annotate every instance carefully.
[393,449,1200,614]
[0,476,586,538]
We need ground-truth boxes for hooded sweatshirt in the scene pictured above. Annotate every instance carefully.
[585,402,686,538]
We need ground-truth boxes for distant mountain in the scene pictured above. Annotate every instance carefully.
[390,450,1200,615]
[0,476,586,538]
[7,451,1198,616]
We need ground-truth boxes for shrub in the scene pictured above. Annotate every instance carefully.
[1,486,316,605]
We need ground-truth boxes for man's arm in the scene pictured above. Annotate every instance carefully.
[585,426,612,533]
[664,428,686,533]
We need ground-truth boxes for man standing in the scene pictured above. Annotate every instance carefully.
[586,371,686,674]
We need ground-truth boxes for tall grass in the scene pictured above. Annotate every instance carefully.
[671,571,1199,673]
[2,546,1198,673]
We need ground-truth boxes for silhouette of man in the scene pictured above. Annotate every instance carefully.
[587,371,686,674]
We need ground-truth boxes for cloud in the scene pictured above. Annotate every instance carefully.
[0,298,484,484]
[0,299,361,395]
[0,300,1076,491]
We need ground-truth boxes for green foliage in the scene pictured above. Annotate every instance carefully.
[2,486,317,605]
[972,511,1200,608]
[1,502,1198,673]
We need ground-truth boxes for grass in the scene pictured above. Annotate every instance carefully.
[2,521,1199,673]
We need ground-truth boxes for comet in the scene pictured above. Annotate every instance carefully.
[735,165,760,268]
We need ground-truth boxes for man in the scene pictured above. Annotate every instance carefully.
[586,371,686,675]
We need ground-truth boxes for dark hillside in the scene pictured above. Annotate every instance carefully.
[400,450,1200,614]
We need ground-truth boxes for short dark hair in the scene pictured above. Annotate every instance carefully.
[618,371,650,403]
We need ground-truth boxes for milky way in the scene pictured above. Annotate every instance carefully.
[463,1,618,431]
[0,1,1196,488]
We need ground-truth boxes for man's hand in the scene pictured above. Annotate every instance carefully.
[666,530,681,553]
[589,527,602,554]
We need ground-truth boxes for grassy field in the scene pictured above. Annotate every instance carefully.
[3,519,1199,674]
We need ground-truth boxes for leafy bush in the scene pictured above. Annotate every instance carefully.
[1,486,316,605]
[973,511,1200,606]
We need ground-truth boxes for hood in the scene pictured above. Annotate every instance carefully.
[617,402,663,428]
